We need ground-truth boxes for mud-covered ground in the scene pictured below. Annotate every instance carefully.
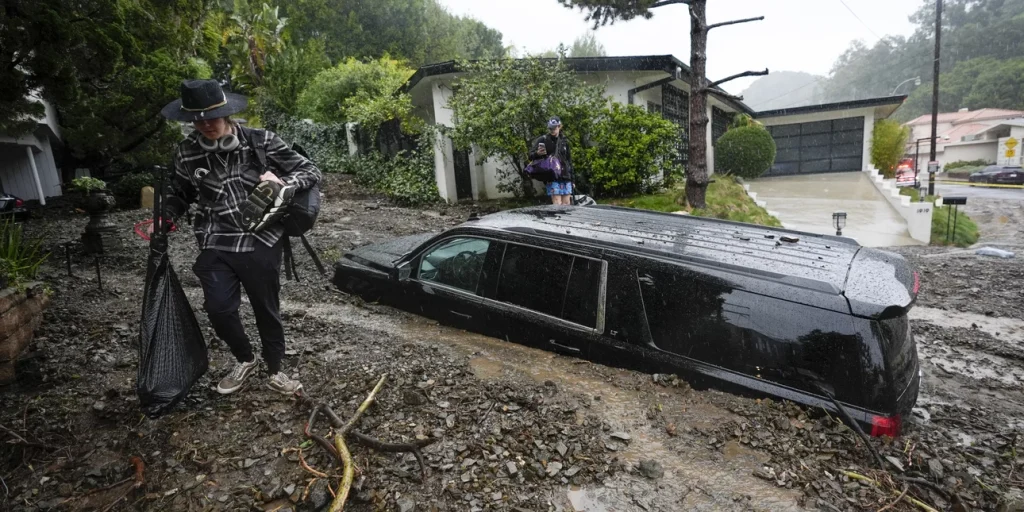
[1,175,1023,512]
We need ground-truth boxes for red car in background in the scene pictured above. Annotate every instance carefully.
[895,159,917,188]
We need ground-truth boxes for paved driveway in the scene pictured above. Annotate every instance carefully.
[746,172,922,247]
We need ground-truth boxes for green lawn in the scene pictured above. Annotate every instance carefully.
[599,176,783,227]
[899,188,979,247]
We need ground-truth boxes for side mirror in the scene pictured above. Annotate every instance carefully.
[397,262,412,281]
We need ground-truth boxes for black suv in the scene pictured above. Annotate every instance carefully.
[333,206,921,436]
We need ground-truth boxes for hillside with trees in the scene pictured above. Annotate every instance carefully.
[821,0,1024,121]
[738,71,825,111]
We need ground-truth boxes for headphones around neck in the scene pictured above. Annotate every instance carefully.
[198,127,240,153]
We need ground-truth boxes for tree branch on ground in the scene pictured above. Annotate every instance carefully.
[297,374,438,511]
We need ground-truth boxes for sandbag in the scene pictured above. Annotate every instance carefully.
[137,171,207,418]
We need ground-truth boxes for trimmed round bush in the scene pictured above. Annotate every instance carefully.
[714,125,777,179]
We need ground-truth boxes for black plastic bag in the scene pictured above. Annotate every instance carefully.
[137,167,207,418]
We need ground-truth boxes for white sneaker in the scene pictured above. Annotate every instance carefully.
[267,372,303,395]
[217,359,258,395]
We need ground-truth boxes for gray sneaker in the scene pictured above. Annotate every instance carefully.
[217,359,258,395]
[267,372,303,395]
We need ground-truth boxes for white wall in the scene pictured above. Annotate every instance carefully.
[0,138,63,202]
[945,141,997,166]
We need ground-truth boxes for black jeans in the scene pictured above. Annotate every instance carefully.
[192,240,285,375]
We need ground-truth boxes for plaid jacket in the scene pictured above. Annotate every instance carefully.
[165,125,321,253]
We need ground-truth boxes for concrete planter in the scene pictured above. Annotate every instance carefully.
[0,283,50,385]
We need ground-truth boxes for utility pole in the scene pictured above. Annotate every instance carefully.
[928,0,942,197]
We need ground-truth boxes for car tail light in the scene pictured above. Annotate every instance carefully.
[912,271,920,295]
[870,414,901,437]
[15,199,24,207]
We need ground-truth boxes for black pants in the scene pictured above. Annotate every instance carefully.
[193,241,285,375]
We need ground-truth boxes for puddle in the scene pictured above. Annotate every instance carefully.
[911,306,1024,344]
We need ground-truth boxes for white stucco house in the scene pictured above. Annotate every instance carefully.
[904,108,1024,169]
[402,55,908,202]
[0,95,63,205]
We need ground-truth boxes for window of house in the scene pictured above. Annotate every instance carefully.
[418,238,492,294]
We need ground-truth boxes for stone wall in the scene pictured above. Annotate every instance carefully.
[0,283,50,385]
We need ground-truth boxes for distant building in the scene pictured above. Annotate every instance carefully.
[904,108,1024,169]
[0,95,63,205]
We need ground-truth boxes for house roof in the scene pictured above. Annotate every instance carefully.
[753,96,907,119]
[401,55,755,114]
[906,108,1024,126]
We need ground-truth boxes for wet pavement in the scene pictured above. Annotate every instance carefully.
[746,172,921,247]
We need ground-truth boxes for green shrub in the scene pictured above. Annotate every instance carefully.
[0,219,48,289]
[296,56,416,135]
[870,119,910,178]
[714,126,777,179]
[70,177,107,193]
[945,159,992,170]
[110,172,155,209]
[268,116,351,174]
[580,103,683,197]
[348,132,440,206]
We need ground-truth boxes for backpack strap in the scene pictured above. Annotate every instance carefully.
[300,234,328,276]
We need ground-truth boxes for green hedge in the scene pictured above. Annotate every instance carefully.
[110,172,155,209]
[347,132,440,206]
[945,159,992,170]
[714,126,776,179]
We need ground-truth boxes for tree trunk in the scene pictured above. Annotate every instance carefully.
[684,0,709,209]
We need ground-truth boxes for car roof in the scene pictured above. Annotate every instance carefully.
[466,205,861,294]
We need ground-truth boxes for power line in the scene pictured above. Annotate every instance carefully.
[836,0,884,41]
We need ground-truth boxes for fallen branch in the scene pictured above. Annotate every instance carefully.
[349,431,438,482]
[841,471,939,512]
[877,484,909,512]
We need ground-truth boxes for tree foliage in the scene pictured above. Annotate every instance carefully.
[257,39,332,116]
[871,119,911,179]
[446,56,608,196]
[555,0,673,27]
[825,0,1024,120]
[283,0,505,66]
[714,125,776,180]
[295,57,417,136]
[580,104,683,197]
[2,0,217,173]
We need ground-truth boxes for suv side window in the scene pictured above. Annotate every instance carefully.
[418,238,492,294]
[494,244,604,328]
[637,267,728,355]
[495,244,573,317]
[562,257,603,328]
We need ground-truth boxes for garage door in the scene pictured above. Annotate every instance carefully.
[765,117,864,176]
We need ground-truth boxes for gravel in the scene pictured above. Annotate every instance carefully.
[0,175,1022,511]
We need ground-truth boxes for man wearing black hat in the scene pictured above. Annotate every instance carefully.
[158,79,321,395]
[528,116,574,205]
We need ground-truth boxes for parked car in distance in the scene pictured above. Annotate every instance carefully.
[333,206,921,436]
[969,165,1023,184]
[0,193,29,222]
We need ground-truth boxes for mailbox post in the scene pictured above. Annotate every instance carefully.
[941,196,967,244]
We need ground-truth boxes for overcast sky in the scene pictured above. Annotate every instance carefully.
[438,0,922,95]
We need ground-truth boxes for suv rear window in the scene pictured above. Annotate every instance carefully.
[495,244,603,328]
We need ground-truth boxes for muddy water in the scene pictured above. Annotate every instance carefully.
[911,306,1024,344]
[287,299,805,511]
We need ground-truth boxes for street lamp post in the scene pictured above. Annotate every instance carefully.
[891,76,921,96]
[833,211,847,236]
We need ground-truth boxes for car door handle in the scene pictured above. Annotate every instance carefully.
[549,339,581,354]
[450,310,472,319]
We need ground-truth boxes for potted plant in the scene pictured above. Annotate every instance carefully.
[72,177,118,253]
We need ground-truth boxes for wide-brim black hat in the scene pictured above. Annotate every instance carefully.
[161,79,248,122]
